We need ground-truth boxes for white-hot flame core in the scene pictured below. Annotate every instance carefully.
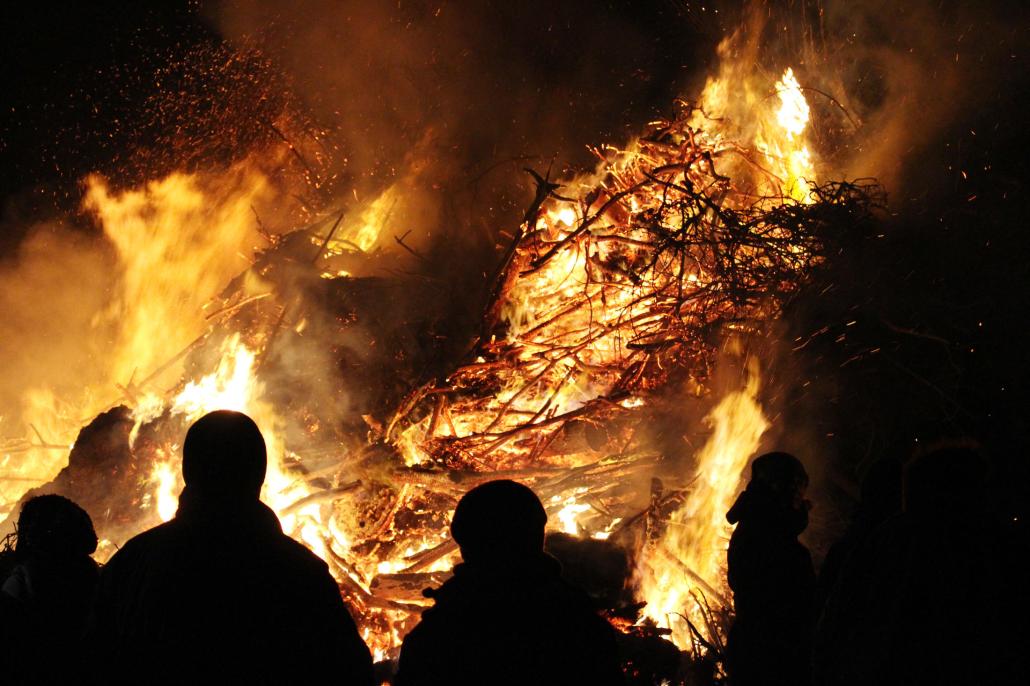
[136,335,348,568]
[552,490,593,536]
[775,68,810,141]
[152,460,179,523]
[172,335,256,419]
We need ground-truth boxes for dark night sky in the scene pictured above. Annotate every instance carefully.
[1,1,1029,519]
[1,3,212,209]
[0,0,716,235]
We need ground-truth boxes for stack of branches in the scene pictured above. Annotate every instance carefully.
[335,110,884,630]
[5,102,882,665]
[378,107,883,479]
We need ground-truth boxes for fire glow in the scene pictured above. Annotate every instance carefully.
[1,50,881,665]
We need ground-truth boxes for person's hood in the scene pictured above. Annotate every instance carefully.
[174,483,282,538]
[424,551,563,605]
[726,486,809,537]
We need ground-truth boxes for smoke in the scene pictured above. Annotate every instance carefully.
[686,0,1030,548]
[0,220,117,504]
[2,0,1021,544]
[208,1,703,255]
[205,0,1025,506]
[801,0,1023,200]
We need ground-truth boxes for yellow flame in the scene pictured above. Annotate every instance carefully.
[638,359,768,648]
[84,166,268,391]
[172,334,256,419]
[128,334,348,566]
[775,68,810,140]
[152,460,179,523]
[688,31,818,203]
[0,389,77,507]
[766,67,815,201]
[552,490,592,536]
[0,161,284,516]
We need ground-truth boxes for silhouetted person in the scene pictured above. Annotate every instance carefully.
[815,443,1026,686]
[0,495,99,684]
[395,479,624,686]
[88,410,373,685]
[816,456,902,607]
[725,452,815,686]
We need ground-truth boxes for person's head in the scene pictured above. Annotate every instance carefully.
[450,480,547,565]
[16,494,97,558]
[904,441,987,514]
[858,456,903,521]
[727,451,810,532]
[182,410,267,501]
[750,451,809,509]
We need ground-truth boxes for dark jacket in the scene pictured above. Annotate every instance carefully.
[815,506,1026,686]
[395,553,624,686]
[1,553,98,684]
[726,489,816,686]
[88,494,373,685]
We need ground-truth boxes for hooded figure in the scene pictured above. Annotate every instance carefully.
[1,495,99,684]
[816,456,902,608]
[395,479,624,686]
[815,444,1026,686]
[88,410,373,685]
[725,452,815,686]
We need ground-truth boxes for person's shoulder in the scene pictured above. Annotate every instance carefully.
[104,521,181,568]
[551,573,596,606]
[544,573,611,627]
[268,530,334,576]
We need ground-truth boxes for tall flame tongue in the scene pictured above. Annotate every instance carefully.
[760,67,816,202]
[84,167,269,391]
[637,358,769,649]
[627,61,812,649]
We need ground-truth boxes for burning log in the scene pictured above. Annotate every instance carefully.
[370,571,450,604]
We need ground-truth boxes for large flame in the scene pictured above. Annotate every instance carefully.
[758,67,816,202]
[690,31,818,202]
[139,334,341,565]
[1,158,284,511]
[637,358,769,649]
[84,167,270,390]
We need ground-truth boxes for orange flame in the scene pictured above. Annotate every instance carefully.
[637,357,768,649]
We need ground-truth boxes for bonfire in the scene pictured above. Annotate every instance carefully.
[1,34,881,682]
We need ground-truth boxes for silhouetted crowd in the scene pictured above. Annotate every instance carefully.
[1,410,1026,685]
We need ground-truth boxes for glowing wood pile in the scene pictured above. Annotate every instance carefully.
[340,103,881,651]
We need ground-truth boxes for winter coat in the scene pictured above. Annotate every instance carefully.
[1,553,98,684]
[395,552,624,686]
[725,488,816,686]
[814,506,1027,686]
[88,493,373,686]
